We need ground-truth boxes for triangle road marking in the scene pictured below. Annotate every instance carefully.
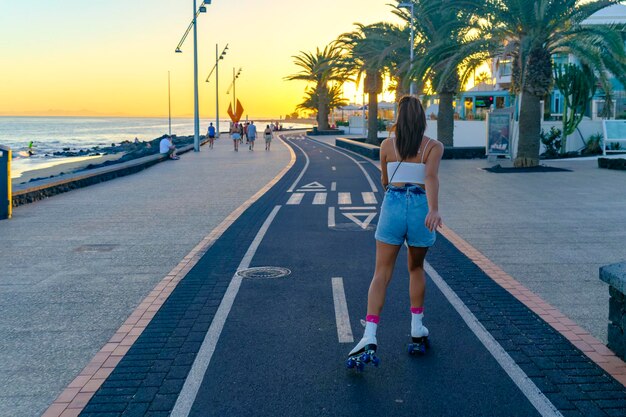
[342,212,377,230]
[300,181,326,189]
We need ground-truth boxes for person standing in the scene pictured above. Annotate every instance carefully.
[230,123,240,151]
[264,125,272,151]
[247,121,257,151]
[243,122,249,144]
[347,96,443,369]
[207,123,216,149]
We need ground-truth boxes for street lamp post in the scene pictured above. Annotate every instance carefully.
[206,44,228,137]
[226,67,242,111]
[398,2,416,96]
[175,1,210,152]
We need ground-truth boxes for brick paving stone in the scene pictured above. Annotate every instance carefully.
[120,403,150,417]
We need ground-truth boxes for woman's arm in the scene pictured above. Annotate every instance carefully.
[380,139,389,188]
[423,141,444,232]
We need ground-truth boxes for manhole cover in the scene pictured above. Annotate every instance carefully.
[237,267,291,279]
[74,244,119,253]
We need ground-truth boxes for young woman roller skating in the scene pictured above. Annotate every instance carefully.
[347,96,444,371]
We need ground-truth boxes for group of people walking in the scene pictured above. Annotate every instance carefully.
[229,121,273,152]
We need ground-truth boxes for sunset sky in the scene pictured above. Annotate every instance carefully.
[0,0,403,119]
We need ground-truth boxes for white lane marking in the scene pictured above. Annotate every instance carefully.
[286,140,310,193]
[309,138,379,193]
[332,166,337,171]
[338,192,352,205]
[326,156,330,160]
[362,192,377,204]
[313,193,327,205]
[424,262,563,417]
[339,206,377,211]
[331,182,337,191]
[332,277,354,343]
[171,206,282,417]
[300,181,325,189]
[286,193,304,205]
[328,207,336,228]
[342,212,377,229]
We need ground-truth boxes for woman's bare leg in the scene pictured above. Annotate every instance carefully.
[407,246,428,308]
[366,241,402,316]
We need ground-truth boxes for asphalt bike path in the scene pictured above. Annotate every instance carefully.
[78,134,626,417]
[185,136,540,417]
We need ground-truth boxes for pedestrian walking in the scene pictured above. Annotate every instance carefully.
[247,121,257,151]
[244,122,249,144]
[238,123,244,144]
[207,123,216,149]
[230,123,240,151]
[264,125,272,151]
[347,96,444,370]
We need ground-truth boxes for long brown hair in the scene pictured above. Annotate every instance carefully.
[393,96,427,160]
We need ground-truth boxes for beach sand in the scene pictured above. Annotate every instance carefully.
[11,153,124,185]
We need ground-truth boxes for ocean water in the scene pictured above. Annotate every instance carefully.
[0,116,311,177]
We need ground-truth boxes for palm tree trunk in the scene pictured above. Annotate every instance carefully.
[437,92,454,147]
[367,91,379,145]
[515,91,541,167]
[317,85,330,131]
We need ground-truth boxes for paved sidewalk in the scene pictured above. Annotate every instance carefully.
[314,135,626,343]
[0,135,292,417]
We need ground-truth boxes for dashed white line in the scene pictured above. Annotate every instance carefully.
[313,193,327,205]
[338,192,352,205]
[362,192,377,204]
[286,193,304,205]
[332,277,354,343]
[328,207,336,228]
[331,182,337,191]
[332,166,337,171]
[326,156,330,160]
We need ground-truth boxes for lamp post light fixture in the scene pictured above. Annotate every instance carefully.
[206,44,228,137]
[226,67,242,111]
[398,1,416,96]
[175,0,211,152]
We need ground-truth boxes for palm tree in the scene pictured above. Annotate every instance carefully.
[337,23,394,144]
[396,0,489,147]
[286,45,347,131]
[482,0,626,167]
[296,84,348,121]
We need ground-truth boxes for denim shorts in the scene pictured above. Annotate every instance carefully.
[374,184,436,247]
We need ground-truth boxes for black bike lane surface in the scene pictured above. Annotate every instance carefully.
[187,138,541,417]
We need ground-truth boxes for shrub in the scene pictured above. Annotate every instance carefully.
[582,133,603,156]
[540,127,562,158]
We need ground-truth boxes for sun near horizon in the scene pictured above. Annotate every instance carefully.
[0,0,402,119]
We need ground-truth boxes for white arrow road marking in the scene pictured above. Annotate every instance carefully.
[313,193,327,205]
[286,193,304,205]
[338,192,352,205]
[362,192,377,204]
[328,207,336,228]
[300,181,325,189]
[332,277,354,343]
[342,212,377,229]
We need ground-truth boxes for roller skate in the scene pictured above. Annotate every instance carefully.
[407,325,429,355]
[346,336,380,371]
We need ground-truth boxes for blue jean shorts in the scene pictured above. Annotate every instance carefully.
[374,184,436,247]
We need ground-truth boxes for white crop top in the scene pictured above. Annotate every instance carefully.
[386,137,431,184]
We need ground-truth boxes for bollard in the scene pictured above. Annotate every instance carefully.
[0,145,11,220]
[600,261,626,360]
